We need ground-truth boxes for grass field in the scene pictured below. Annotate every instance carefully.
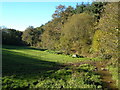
[2,45,109,89]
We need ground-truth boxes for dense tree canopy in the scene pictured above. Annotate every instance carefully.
[1,28,24,46]
[2,2,119,62]
[91,2,119,62]
[59,13,95,55]
[2,2,119,89]
[22,26,44,46]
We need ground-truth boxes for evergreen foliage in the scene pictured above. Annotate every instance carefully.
[2,2,119,89]
[22,26,44,46]
[1,28,24,46]
[2,2,119,63]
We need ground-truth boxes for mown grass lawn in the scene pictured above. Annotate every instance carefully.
[2,45,102,89]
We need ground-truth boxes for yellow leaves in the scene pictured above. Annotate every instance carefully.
[91,30,101,52]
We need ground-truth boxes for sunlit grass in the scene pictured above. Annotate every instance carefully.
[107,65,118,87]
[2,45,91,64]
[2,45,102,89]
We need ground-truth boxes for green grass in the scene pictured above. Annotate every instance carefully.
[107,65,118,87]
[2,45,93,64]
[2,45,102,89]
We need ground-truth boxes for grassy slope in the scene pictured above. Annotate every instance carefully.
[3,45,93,64]
[2,45,103,89]
[107,65,118,87]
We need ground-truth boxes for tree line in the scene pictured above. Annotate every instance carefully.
[1,2,119,64]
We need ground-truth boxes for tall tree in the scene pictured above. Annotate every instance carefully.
[52,5,66,18]
[2,28,23,46]
[22,26,44,46]
[91,2,119,62]
[60,13,95,55]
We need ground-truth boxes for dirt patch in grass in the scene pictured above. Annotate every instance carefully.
[64,60,118,89]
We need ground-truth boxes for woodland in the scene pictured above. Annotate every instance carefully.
[1,2,119,89]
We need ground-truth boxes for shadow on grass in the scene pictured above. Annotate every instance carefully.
[2,45,47,51]
[28,47,47,51]
[2,49,62,78]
